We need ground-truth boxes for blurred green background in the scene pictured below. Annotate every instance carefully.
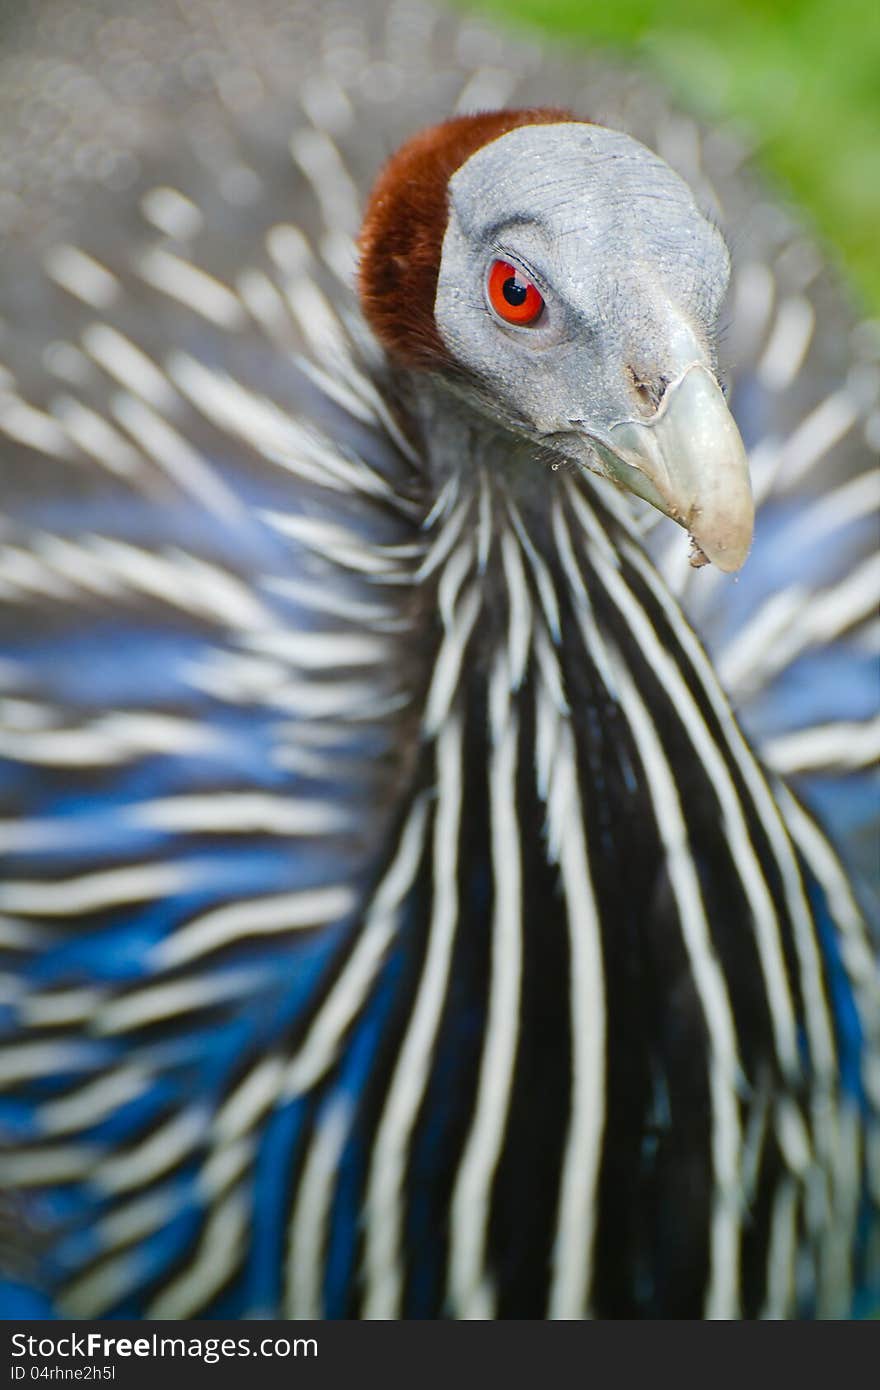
[457,0,880,314]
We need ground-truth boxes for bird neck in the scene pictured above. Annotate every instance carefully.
[401,364,638,753]
[407,370,561,515]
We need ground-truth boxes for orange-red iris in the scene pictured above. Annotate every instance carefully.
[486,259,544,326]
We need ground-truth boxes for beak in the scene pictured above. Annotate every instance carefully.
[579,364,753,572]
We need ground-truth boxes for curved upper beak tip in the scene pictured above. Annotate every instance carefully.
[686,499,754,573]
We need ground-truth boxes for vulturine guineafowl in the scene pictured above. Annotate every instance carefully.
[0,0,878,1321]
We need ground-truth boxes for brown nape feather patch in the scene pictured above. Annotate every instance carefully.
[358,108,587,368]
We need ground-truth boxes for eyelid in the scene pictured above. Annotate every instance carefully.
[491,247,551,299]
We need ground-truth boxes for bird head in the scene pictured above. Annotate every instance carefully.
[359,109,753,572]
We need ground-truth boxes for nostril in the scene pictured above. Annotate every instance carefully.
[628,368,669,415]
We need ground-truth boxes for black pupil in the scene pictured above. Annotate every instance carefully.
[502,275,528,307]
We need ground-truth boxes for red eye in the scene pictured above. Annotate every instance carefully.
[486,259,544,327]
